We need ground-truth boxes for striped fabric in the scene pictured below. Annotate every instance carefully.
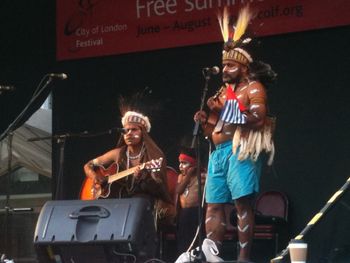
[220,85,247,124]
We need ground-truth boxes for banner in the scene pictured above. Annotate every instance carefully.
[56,0,350,61]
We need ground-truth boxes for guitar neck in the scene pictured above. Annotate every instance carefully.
[107,166,138,184]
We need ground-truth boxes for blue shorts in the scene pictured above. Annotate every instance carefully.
[205,141,262,203]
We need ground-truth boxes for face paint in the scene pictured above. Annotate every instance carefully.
[223,64,241,84]
[227,67,238,73]
[123,124,142,146]
[180,162,190,168]
[179,161,191,173]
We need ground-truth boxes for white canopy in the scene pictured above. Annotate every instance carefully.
[0,108,52,177]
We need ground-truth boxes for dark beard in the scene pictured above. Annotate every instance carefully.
[223,73,239,84]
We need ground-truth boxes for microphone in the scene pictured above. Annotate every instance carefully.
[0,85,15,92]
[203,66,220,75]
[48,73,68,79]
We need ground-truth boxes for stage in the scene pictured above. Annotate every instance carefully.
[1,199,349,263]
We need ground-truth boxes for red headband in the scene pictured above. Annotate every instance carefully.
[179,153,196,166]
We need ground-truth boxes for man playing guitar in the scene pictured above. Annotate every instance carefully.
[83,110,172,224]
[176,6,276,263]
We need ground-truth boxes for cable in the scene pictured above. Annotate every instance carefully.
[185,137,212,252]
[143,258,167,263]
[112,249,136,263]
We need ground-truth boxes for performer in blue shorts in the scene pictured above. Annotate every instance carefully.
[176,6,277,262]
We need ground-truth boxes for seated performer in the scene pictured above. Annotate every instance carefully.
[176,146,206,255]
[176,6,276,262]
[83,106,173,225]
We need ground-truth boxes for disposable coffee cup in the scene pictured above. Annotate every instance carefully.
[289,239,308,263]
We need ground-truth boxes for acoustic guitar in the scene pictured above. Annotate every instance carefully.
[202,111,219,137]
[80,158,163,200]
[202,86,225,136]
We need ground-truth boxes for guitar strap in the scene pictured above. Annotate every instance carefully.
[212,85,227,133]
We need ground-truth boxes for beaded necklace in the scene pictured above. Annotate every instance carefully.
[125,143,145,193]
[126,143,145,168]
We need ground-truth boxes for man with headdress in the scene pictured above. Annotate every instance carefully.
[176,6,276,262]
[83,107,172,226]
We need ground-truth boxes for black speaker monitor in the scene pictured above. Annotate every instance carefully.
[33,198,157,263]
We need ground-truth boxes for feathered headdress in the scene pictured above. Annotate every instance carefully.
[119,93,152,132]
[121,111,151,132]
[218,5,254,65]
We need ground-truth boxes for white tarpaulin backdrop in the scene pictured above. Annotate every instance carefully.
[0,108,51,177]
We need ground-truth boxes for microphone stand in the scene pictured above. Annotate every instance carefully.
[27,133,74,200]
[0,75,54,256]
[191,71,212,149]
[27,127,125,200]
[0,76,53,142]
[191,70,214,262]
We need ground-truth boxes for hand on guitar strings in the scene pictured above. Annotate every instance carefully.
[133,165,143,180]
[194,110,208,124]
[93,173,107,189]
